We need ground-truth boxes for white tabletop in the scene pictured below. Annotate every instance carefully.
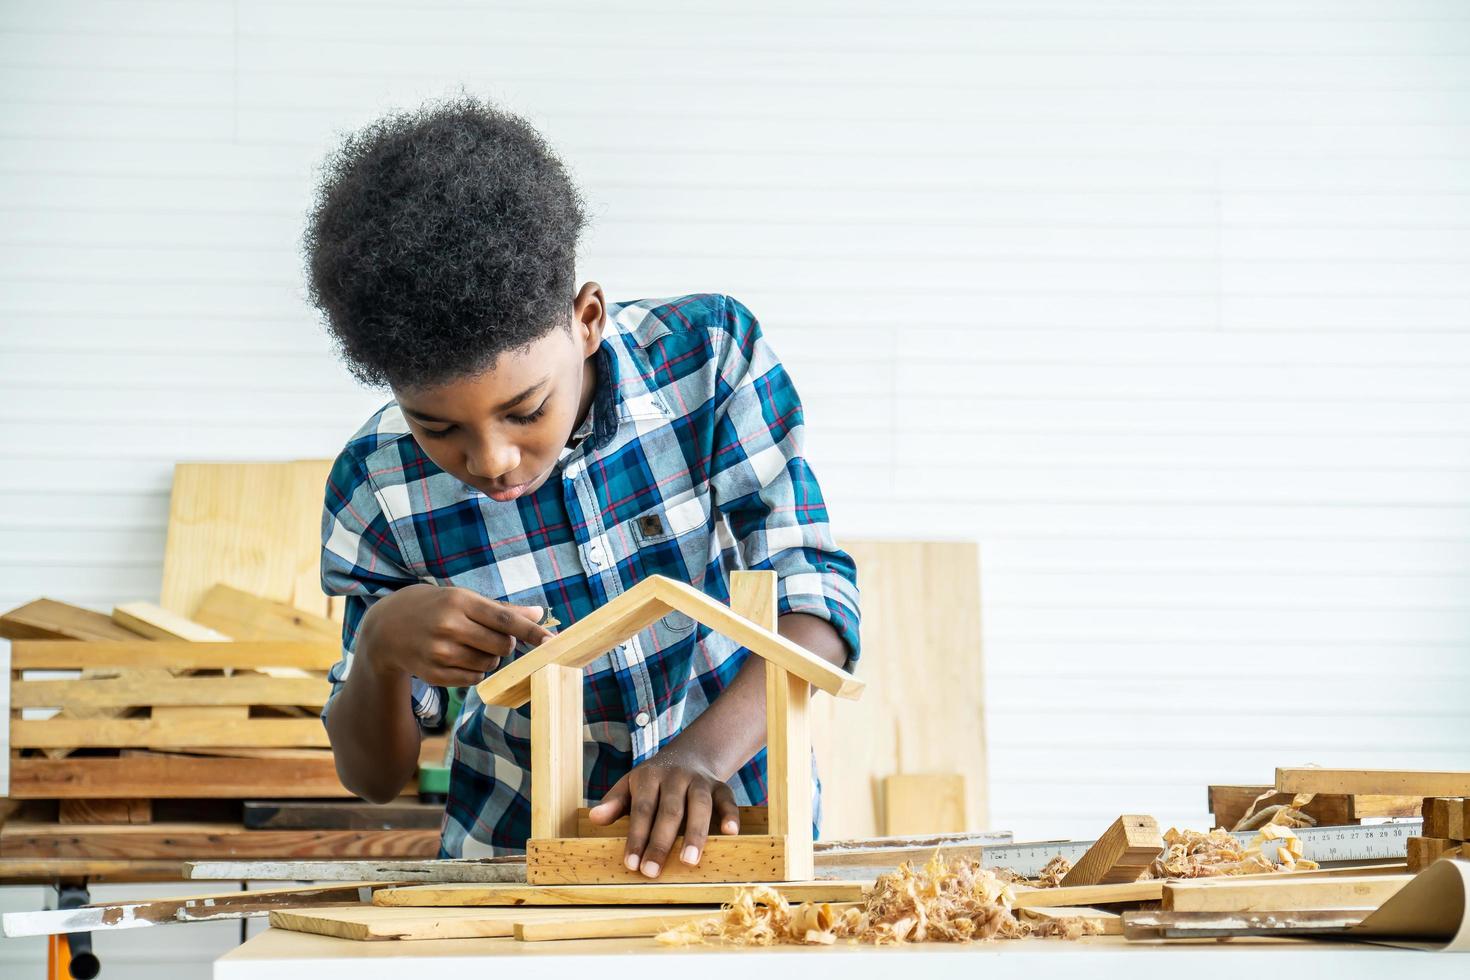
[216,927,1463,979]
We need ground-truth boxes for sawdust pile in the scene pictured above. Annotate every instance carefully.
[656,856,1100,947]
[1035,854,1072,887]
[1148,821,1319,879]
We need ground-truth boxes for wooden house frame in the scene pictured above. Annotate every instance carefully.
[475,571,864,885]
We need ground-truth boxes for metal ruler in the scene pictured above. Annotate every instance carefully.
[977,820,1422,878]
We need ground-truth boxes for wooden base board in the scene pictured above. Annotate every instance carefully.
[269,904,721,942]
[0,821,440,860]
[526,834,790,885]
[374,879,866,908]
[574,805,769,838]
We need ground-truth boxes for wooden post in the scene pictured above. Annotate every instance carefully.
[730,570,812,880]
[530,664,584,841]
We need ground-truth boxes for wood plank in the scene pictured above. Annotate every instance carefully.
[1162,874,1411,912]
[193,584,341,644]
[810,540,987,839]
[190,858,525,884]
[374,879,866,908]
[530,663,583,841]
[526,835,789,885]
[1276,767,1470,798]
[1059,815,1162,887]
[1406,836,1461,872]
[11,675,329,710]
[0,821,440,860]
[6,754,364,799]
[111,602,231,642]
[575,806,769,838]
[10,640,338,670]
[11,717,329,749]
[57,799,152,825]
[883,774,967,835]
[160,460,336,622]
[513,907,744,942]
[1017,905,1122,936]
[269,904,720,942]
[1205,785,1355,830]
[150,705,251,723]
[0,598,148,641]
[1422,797,1467,841]
[1123,909,1368,941]
[0,859,189,884]
[734,569,814,881]
[1012,879,1164,908]
[243,800,444,831]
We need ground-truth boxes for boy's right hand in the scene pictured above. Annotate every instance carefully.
[356,584,552,686]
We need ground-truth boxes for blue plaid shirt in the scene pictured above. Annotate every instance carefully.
[320,294,861,858]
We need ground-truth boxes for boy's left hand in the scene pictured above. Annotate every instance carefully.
[585,741,740,878]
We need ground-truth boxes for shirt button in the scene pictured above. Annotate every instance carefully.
[634,711,651,728]
[587,543,605,567]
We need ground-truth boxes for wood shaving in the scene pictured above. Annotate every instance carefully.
[656,855,1101,947]
[1147,818,1318,879]
[1035,855,1072,888]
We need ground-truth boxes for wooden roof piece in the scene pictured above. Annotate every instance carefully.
[475,575,863,708]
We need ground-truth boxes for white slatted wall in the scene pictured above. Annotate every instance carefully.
[2,4,1469,967]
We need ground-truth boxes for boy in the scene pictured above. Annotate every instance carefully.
[310,98,860,877]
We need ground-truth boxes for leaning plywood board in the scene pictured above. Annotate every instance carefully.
[111,603,231,642]
[1162,874,1411,912]
[810,540,987,839]
[374,880,867,908]
[883,773,967,835]
[192,584,340,644]
[159,460,336,622]
[1276,768,1470,798]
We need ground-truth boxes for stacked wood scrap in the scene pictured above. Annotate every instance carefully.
[1,589,441,862]
[1410,797,1470,871]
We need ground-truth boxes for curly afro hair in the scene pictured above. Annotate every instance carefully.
[304,97,588,390]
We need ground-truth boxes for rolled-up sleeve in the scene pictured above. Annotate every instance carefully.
[320,449,447,728]
[706,296,862,668]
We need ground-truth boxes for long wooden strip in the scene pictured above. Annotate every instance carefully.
[10,640,338,670]
[193,584,340,644]
[514,907,754,942]
[6,755,361,799]
[1163,874,1411,912]
[0,822,440,860]
[375,879,867,908]
[271,905,722,942]
[526,834,788,885]
[476,578,672,707]
[1012,879,1164,908]
[1276,767,1470,797]
[1,598,147,641]
[11,718,330,749]
[111,602,231,642]
[2,881,382,937]
[11,675,329,710]
[1124,909,1366,941]
[190,858,526,883]
[0,859,191,884]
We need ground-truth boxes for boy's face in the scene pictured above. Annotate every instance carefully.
[394,283,605,503]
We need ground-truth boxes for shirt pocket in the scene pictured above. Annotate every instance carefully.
[627,493,713,637]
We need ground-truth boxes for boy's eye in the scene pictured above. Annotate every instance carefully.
[508,401,549,426]
[419,425,454,439]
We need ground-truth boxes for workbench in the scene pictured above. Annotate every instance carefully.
[216,928,1464,978]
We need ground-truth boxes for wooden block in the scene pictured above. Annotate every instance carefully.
[11,674,329,711]
[0,598,147,641]
[1162,874,1411,912]
[1059,815,1163,887]
[1421,797,1467,841]
[192,584,340,644]
[159,460,336,622]
[1012,879,1164,908]
[575,806,769,838]
[733,568,815,882]
[243,800,445,831]
[373,879,865,908]
[1351,795,1425,820]
[1017,905,1121,936]
[9,640,338,670]
[530,663,583,841]
[111,602,231,642]
[526,835,789,885]
[1276,767,1470,798]
[883,774,967,835]
[1205,785,1354,830]
[11,717,330,749]
[5,753,367,799]
[1406,836,1461,872]
[0,821,440,860]
[57,799,152,825]
[513,907,736,942]
[810,540,986,840]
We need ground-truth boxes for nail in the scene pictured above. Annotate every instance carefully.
[641,860,660,878]
[723,820,739,835]
[625,853,640,872]
[682,845,700,865]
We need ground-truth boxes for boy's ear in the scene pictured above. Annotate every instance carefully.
[572,281,605,357]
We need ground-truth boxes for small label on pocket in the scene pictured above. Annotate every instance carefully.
[637,514,665,537]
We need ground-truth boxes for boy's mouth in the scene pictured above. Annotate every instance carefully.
[486,480,531,502]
